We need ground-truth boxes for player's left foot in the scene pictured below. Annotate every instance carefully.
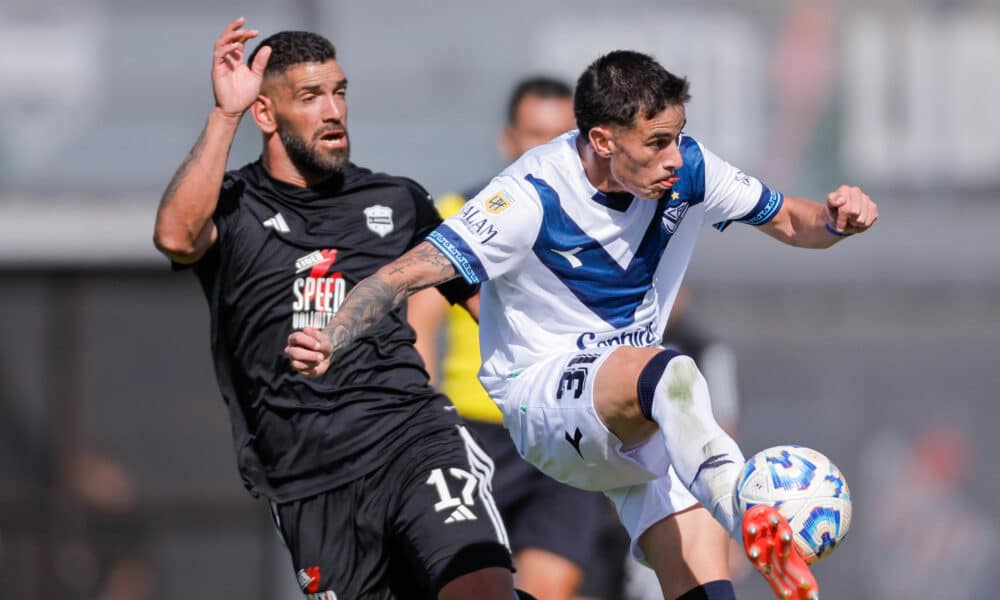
[742,505,819,600]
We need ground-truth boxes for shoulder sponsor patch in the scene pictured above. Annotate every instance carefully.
[458,202,500,244]
[483,191,514,214]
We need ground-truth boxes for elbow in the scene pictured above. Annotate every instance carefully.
[153,227,200,263]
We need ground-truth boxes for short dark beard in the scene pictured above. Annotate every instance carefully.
[278,120,351,182]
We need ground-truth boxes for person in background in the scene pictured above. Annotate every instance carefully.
[409,76,621,600]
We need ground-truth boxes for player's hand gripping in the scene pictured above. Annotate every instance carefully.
[824,184,878,235]
[285,328,333,378]
[212,17,271,118]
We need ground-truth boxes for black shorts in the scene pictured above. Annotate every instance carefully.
[269,425,513,599]
[462,419,608,570]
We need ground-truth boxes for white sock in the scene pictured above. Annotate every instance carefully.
[648,355,744,537]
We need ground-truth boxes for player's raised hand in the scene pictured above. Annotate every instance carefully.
[285,328,333,378]
[212,17,271,117]
[825,184,878,235]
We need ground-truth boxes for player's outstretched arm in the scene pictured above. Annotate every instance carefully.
[153,18,271,264]
[286,241,461,378]
[759,185,878,248]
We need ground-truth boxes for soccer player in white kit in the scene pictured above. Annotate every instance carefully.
[286,51,878,600]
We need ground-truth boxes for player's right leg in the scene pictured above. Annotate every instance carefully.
[592,347,745,536]
[594,347,819,600]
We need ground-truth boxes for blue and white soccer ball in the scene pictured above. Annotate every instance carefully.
[735,445,852,564]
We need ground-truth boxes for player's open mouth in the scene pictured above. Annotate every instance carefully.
[317,130,347,149]
[656,175,679,189]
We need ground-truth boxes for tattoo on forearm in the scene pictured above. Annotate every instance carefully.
[160,127,208,205]
[412,242,459,274]
[321,242,459,356]
[323,273,404,355]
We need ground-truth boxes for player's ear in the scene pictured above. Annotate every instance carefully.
[251,94,277,135]
[588,125,614,158]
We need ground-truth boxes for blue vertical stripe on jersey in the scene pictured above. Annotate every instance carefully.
[427,225,489,284]
[526,174,674,328]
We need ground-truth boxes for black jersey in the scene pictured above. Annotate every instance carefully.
[183,160,475,502]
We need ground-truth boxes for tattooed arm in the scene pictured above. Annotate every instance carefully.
[153,18,270,263]
[285,242,460,378]
[152,116,231,263]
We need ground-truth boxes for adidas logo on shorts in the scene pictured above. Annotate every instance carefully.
[443,505,478,523]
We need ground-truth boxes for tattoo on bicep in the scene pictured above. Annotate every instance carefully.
[160,127,208,204]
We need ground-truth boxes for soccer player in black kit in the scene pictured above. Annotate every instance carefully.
[153,18,521,600]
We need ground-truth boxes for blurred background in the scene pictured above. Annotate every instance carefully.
[1,0,998,598]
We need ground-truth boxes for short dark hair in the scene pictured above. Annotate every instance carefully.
[248,31,337,78]
[506,76,573,125]
[574,50,690,139]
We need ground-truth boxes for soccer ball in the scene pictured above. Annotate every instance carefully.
[734,445,852,564]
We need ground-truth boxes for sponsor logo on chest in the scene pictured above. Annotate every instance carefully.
[291,249,347,329]
[576,321,659,350]
[262,212,290,233]
[296,566,338,599]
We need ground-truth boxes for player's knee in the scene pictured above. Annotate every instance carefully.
[594,347,667,445]
[636,351,708,422]
[675,579,736,600]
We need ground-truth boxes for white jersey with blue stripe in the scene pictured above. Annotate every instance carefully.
[427,130,782,402]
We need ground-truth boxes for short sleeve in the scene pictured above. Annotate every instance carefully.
[425,177,542,284]
[694,142,784,232]
[397,181,479,304]
[402,179,443,250]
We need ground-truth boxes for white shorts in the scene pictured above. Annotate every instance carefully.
[499,347,699,560]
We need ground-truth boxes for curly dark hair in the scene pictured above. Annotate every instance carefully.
[247,30,337,77]
[574,50,690,139]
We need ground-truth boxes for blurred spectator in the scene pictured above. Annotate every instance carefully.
[58,448,153,600]
[1,354,152,600]
[859,421,996,599]
[764,1,837,189]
